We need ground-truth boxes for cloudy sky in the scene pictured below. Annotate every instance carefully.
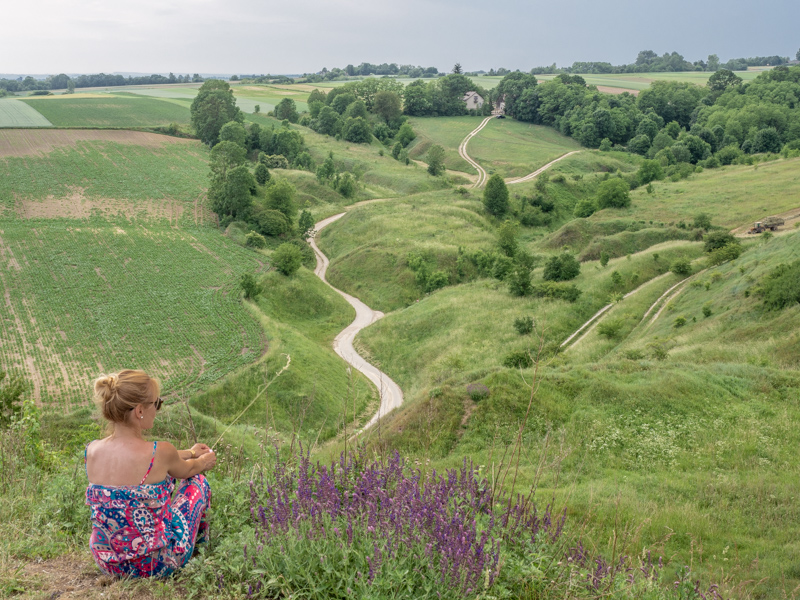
[4,0,799,75]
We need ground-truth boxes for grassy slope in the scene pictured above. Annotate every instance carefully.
[20,96,191,127]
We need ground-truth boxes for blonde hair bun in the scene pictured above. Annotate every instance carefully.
[93,370,160,425]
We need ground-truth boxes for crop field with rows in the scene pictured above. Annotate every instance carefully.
[0,99,53,127]
[0,221,265,409]
[20,95,192,127]
[0,136,211,222]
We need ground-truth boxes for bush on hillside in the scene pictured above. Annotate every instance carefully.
[543,253,580,282]
[596,178,631,209]
[707,243,743,266]
[466,383,490,401]
[245,231,267,249]
[503,350,533,369]
[670,258,692,276]
[240,273,262,299]
[757,260,800,310]
[272,243,304,276]
[513,316,534,335]
[531,282,582,303]
[703,231,738,253]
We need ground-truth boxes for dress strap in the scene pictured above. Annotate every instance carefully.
[139,441,158,485]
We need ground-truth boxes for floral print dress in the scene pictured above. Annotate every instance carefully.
[85,441,211,578]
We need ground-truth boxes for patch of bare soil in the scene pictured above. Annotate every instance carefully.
[15,553,158,599]
[0,129,195,158]
[17,190,187,222]
[596,86,639,96]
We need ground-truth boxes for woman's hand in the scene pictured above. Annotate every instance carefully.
[199,450,217,472]
[191,443,212,458]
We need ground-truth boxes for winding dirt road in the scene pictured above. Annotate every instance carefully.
[458,117,581,188]
[309,213,404,431]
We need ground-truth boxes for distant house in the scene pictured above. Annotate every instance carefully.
[492,95,506,117]
[462,91,484,110]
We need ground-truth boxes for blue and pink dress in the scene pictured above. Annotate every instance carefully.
[85,441,211,578]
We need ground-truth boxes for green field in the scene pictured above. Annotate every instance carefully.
[0,221,264,408]
[0,99,52,127]
[121,84,311,114]
[600,156,800,228]
[0,137,210,220]
[20,95,192,127]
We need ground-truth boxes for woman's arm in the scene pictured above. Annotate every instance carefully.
[178,443,212,460]
[161,441,216,479]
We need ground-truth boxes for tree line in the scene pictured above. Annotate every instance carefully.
[0,72,204,93]
[300,63,441,83]
[531,49,797,75]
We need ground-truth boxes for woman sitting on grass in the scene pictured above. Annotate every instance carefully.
[84,370,216,578]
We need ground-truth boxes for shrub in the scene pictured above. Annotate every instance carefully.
[425,270,449,293]
[596,178,631,209]
[244,231,267,249]
[507,265,532,296]
[702,303,712,318]
[647,341,669,360]
[513,316,534,335]
[256,209,292,237]
[693,213,712,230]
[272,243,304,276]
[758,260,800,310]
[707,243,743,266]
[503,350,533,369]
[333,172,357,198]
[240,273,262,299]
[426,144,446,176]
[573,198,596,218]
[530,282,581,303]
[261,154,289,169]
[597,319,623,339]
[466,383,490,401]
[673,316,687,328]
[0,370,25,428]
[543,253,580,282]
[670,258,692,276]
[624,349,645,360]
[703,231,738,253]
[600,251,610,267]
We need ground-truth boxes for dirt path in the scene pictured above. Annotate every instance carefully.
[459,116,493,188]
[506,151,582,185]
[561,272,672,351]
[457,117,581,189]
[309,212,404,431]
[731,207,800,237]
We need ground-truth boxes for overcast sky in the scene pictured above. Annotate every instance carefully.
[4,0,799,75]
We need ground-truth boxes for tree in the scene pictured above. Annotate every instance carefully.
[342,117,373,143]
[66,80,75,94]
[596,178,631,209]
[426,145,446,176]
[272,243,303,276]
[797,48,800,61]
[395,123,416,147]
[372,91,402,123]
[453,63,463,74]
[497,220,518,257]
[240,274,262,299]
[543,253,580,281]
[255,163,271,185]
[707,54,720,72]
[483,174,509,216]
[637,160,663,185]
[275,98,299,123]
[209,141,247,180]
[693,213,712,230]
[628,134,651,155]
[298,210,315,240]
[707,69,742,93]
[219,121,247,147]
[190,79,244,146]
[315,106,343,137]
[704,231,738,252]
[254,104,260,114]
[209,165,255,219]
[0,370,25,428]
[265,179,297,220]
[574,199,597,218]
[316,153,337,182]
[752,127,782,153]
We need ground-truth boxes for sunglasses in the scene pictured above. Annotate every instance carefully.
[147,397,164,411]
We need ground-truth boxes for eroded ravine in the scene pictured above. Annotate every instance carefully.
[309,213,404,431]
